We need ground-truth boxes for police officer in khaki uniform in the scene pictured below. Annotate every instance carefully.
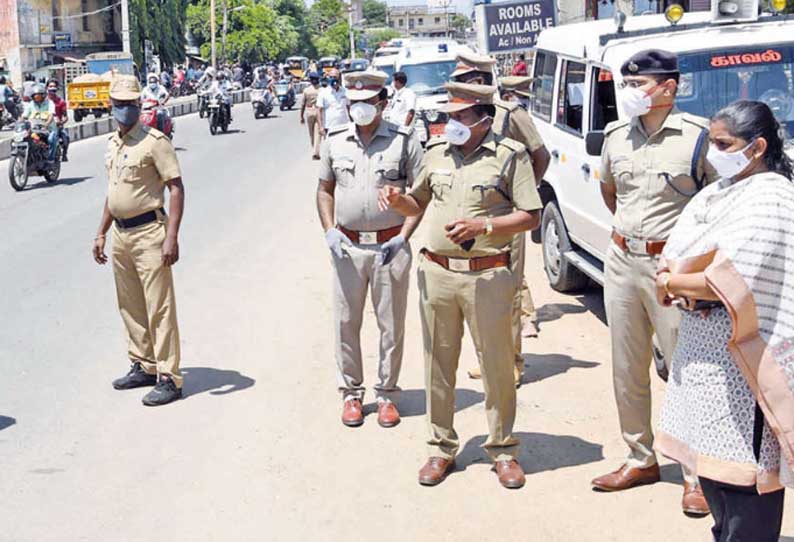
[92,75,185,407]
[499,75,532,111]
[449,52,550,384]
[591,50,715,515]
[301,71,322,159]
[379,83,542,489]
[317,70,424,428]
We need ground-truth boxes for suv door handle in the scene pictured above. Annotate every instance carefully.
[581,163,591,175]
[551,150,560,160]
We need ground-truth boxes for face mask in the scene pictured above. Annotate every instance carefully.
[113,104,140,126]
[445,116,489,146]
[706,141,755,180]
[328,78,338,87]
[618,86,652,118]
[149,82,158,90]
[350,101,378,126]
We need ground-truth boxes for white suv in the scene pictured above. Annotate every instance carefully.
[530,2,794,292]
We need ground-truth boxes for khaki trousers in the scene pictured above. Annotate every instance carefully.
[306,108,320,157]
[418,255,519,462]
[332,242,411,401]
[511,232,537,368]
[111,219,182,388]
[604,243,695,483]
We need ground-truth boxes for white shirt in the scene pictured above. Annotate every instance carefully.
[385,85,416,126]
[141,84,169,104]
[317,86,349,129]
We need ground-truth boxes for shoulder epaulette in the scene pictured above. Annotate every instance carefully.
[496,135,526,154]
[327,124,349,137]
[681,113,709,129]
[495,99,519,113]
[604,119,630,136]
[426,135,447,148]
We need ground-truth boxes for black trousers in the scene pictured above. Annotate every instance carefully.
[699,404,785,542]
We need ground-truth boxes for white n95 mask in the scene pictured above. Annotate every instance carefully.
[350,102,378,126]
[706,141,754,180]
[618,87,652,118]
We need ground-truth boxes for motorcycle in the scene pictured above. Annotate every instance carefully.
[251,87,274,119]
[139,99,174,139]
[207,93,230,135]
[274,79,296,111]
[0,94,20,129]
[8,120,61,191]
[198,89,210,119]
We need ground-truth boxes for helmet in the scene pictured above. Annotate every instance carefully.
[309,71,320,81]
[216,72,226,80]
[205,66,216,77]
[147,73,158,83]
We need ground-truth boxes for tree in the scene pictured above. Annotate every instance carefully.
[130,0,188,69]
[308,0,350,58]
[365,27,400,47]
[362,0,387,26]
[448,13,470,34]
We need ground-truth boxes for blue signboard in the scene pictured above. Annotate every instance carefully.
[482,0,556,53]
[54,32,72,51]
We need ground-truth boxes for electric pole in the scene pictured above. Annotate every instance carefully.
[121,0,130,54]
[348,3,355,60]
[210,0,217,68]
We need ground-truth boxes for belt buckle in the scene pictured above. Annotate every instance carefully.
[447,258,470,272]
[358,231,378,244]
[625,237,648,255]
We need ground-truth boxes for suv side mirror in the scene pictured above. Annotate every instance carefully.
[585,131,605,156]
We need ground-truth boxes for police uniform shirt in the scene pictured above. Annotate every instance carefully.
[303,85,320,109]
[319,121,424,232]
[600,108,715,240]
[409,132,542,258]
[106,123,181,220]
[493,100,544,153]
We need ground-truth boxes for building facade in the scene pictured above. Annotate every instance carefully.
[387,5,451,38]
[0,0,121,86]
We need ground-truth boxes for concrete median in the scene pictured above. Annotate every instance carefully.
[0,89,250,162]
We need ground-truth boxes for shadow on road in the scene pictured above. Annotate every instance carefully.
[519,353,599,386]
[372,388,484,418]
[180,367,255,398]
[576,293,607,325]
[536,302,588,325]
[174,146,188,152]
[456,431,604,473]
[26,176,92,191]
[220,129,245,135]
[659,462,685,487]
[0,415,17,431]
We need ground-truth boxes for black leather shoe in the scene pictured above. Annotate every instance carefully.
[142,377,182,406]
[112,362,157,390]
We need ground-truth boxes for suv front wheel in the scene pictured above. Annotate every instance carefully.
[541,201,588,292]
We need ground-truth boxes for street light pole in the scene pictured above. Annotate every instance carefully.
[222,0,228,64]
[210,0,217,68]
[348,3,355,60]
[120,0,130,54]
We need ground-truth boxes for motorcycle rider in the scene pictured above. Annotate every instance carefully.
[46,79,69,162]
[21,84,58,162]
[209,71,233,121]
[141,73,170,133]
[0,76,19,122]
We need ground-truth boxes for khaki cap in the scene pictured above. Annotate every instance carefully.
[109,74,141,100]
[450,51,496,79]
[344,70,388,100]
[439,82,496,113]
[499,75,533,97]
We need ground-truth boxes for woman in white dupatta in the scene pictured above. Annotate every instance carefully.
[654,101,794,541]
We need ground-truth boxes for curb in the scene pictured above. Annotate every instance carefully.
[0,89,250,162]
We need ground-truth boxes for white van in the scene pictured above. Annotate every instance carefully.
[530,2,794,292]
[394,41,484,144]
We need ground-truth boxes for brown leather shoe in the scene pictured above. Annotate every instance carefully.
[418,457,455,486]
[591,463,661,492]
[467,366,482,379]
[682,482,710,516]
[494,459,526,489]
[341,398,364,427]
[377,401,400,428]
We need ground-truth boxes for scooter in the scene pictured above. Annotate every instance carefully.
[139,99,174,139]
[274,79,296,111]
[251,87,274,119]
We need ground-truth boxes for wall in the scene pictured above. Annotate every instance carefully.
[0,0,22,85]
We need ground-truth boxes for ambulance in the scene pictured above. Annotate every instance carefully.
[530,0,794,291]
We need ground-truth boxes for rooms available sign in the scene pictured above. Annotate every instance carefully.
[476,0,556,53]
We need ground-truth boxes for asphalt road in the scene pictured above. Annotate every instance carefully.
[1,106,792,541]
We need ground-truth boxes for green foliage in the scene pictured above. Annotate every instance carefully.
[365,27,400,47]
[361,0,387,26]
[130,0,189,68]
[313,21,351,57]
[448,13,470,33]
[308,0,351,58]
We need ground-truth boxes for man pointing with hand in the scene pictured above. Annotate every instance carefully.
[316,71,424,429]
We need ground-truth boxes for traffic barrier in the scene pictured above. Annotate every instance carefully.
[0,89,250,162]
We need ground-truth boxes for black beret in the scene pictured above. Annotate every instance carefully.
[620,49,679,76]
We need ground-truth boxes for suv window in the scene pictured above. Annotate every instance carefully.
[591,67,618,131]
[531,51,557,121]
[556,60,586,134]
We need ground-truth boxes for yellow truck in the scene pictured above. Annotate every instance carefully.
[67,51,136,122]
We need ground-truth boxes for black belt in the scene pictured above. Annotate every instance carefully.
[679,299,725,312]
[114,207,165,229]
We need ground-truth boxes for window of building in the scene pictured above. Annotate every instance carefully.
[531,50,557,121]
[398,18,404,26]
[556,60,586,134]
[81,0,89,31]
[52,0,62,31]
[590,67,618,131]
[408,18,415,29]
[435,16,441,23]
[418,17,423,25]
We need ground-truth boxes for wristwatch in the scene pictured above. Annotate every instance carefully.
[484,218,494,236]
[661,272,673,297]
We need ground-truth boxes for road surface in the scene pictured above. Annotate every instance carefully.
[1,105,791,541]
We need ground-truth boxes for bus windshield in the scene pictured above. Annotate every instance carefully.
[402,60,457,95]
[378,64,395,85]
[676,45,794,139]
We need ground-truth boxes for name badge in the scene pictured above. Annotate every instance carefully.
[358,231,378,244]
